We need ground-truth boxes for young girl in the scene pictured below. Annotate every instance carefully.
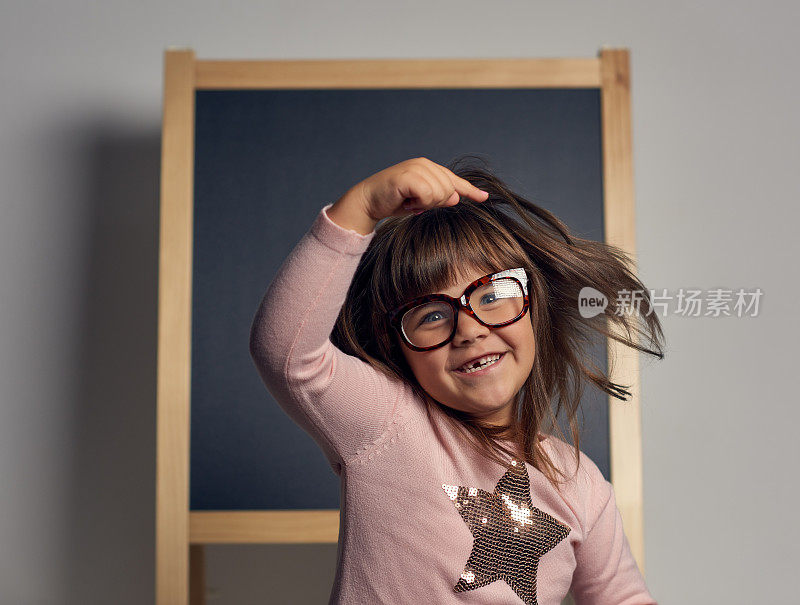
[249,156,664,604]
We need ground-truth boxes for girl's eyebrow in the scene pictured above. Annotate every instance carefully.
[437,277,480,297]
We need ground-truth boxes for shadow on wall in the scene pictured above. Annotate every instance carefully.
[59,126,160,604]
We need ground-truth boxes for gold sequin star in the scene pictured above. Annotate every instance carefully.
[442,459,571,605]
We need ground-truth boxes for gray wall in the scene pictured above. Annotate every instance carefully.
[1,1,797,603]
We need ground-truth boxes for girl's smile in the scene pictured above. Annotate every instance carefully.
[453,351,506,375]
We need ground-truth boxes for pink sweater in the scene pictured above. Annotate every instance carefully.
[249,203,657,605]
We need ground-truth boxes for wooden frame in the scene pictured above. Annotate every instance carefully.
[157,47,644,604]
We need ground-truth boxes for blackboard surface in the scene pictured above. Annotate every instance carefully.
[190,88,608,510]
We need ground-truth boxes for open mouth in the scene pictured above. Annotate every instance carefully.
[455,352,506,375]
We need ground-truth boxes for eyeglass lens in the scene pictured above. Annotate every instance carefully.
[400,278,525,348]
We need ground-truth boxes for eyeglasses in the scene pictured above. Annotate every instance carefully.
[387,268,530,352]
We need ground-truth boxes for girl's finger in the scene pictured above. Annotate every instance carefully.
[437,165,489,202]
[424,164,460,206]
[454,176,489,202]
[399,172,439,210]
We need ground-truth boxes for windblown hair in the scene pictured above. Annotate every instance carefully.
[330,155,665,490]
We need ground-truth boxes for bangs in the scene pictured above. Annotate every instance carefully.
[377,204,528,310]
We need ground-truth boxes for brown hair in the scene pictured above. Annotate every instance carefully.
[330,155,665,490]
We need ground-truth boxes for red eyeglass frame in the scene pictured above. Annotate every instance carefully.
[387,268,530,352]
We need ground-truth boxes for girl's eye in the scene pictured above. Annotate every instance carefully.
[420,311,445,325]
[480,293,497,305]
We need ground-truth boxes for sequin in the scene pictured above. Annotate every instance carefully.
[441,459,571,605]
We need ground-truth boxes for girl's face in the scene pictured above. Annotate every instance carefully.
[397,265,536,426]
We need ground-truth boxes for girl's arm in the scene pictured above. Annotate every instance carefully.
[248,158,489,470]
[248,201,405,469]
[569,454,658,604]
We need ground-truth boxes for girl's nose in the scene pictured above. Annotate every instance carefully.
[452,309,490,346]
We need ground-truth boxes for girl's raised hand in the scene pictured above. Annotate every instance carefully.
[358,157,489,219]
[328,157,489,235]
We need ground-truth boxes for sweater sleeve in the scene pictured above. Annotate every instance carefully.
[248,203,410,471]
[569,454,658,605]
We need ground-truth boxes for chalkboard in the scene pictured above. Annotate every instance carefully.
[190,87,609,510]
[156,50,644,604]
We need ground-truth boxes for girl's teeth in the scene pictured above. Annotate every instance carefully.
[459,354,502,373]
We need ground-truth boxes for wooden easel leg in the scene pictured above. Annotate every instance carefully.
[190,544,206,605]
